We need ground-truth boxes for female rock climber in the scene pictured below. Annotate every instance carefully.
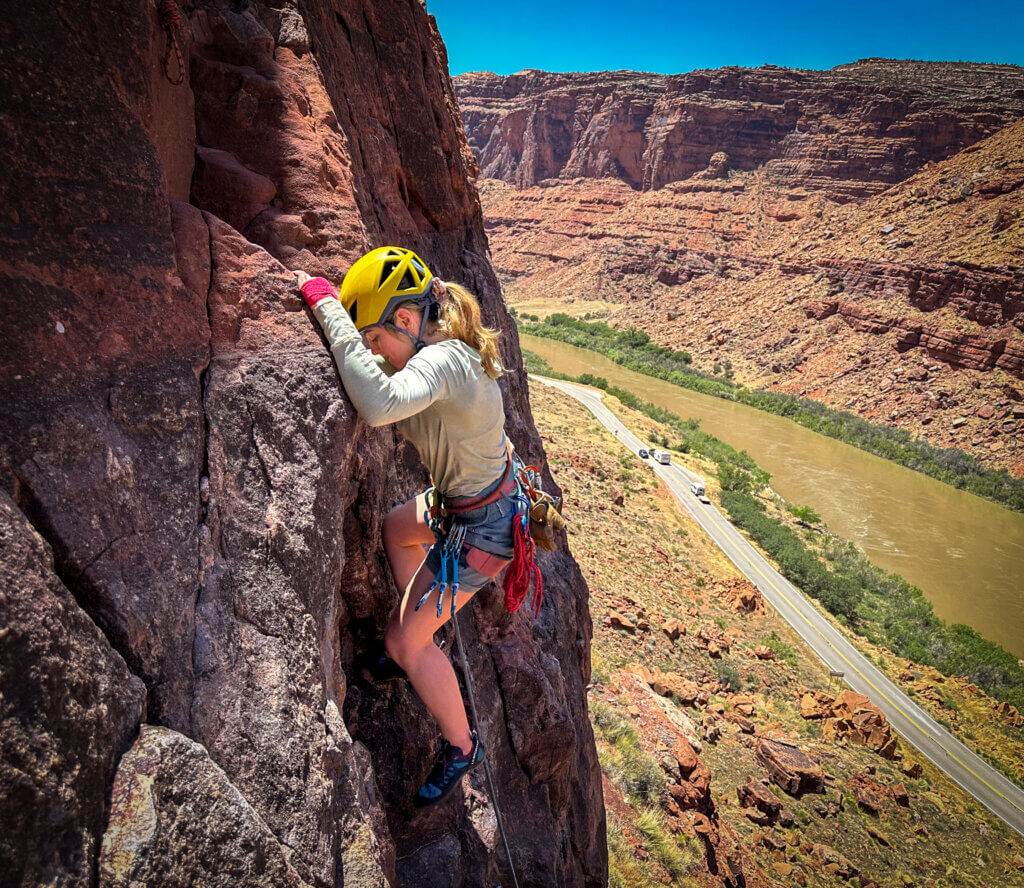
[294,247,520,807]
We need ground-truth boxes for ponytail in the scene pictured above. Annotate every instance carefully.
[437,282,504,378]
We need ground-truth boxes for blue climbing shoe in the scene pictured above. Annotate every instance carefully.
[414,731,484,807]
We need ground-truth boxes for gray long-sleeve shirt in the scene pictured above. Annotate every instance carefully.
[313,298,507,497]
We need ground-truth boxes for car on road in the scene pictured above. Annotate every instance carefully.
[638,448,649,458]
[690,480,712,504]
[652,449,671,465]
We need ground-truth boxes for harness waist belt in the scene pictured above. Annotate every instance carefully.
[438,440,516,516]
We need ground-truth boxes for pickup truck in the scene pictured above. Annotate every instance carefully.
[690,480,711,504]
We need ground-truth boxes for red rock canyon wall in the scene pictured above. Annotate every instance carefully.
[0,2,605,886]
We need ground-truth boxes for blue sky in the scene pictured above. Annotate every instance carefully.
[428,0,1024,75]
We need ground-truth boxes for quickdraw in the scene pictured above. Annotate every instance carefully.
[416,518,468,618]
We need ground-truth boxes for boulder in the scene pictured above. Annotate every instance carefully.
[850,775,883,814]
[756,738,825,796]
[662,618,685,640]
[609,611,637,631]
[737,777,782,825]
[799,690,833,719]
[810,844,859,880]
[901,761,924,779]
[816,690,898,758]
[731,695,756,717]
[625,663,699,705]
[891,782,910,807]
[666,738,712,812]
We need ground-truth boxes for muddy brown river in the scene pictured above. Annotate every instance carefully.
[522,333,1024,658]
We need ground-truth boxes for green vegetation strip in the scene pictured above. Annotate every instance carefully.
[517,312,1024,513]
[524,348,1024,738]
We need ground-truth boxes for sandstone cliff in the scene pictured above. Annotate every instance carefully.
[455,63,1024,474]
[457,61,1024,198]
[0,3,605,886]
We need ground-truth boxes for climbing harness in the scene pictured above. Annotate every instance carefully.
[159,0,185,86]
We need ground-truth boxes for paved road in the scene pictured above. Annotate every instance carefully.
[535,375,1024,838]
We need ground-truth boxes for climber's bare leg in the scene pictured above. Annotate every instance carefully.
[385,560,478,753]
[382,493,436,595]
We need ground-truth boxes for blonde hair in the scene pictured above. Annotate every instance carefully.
[438,282,503,378]
[397,282,503,378]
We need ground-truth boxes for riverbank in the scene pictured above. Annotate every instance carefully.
[526,350,1024,791]
[520,330,1024,659]
[531,380,1024,886]
[518,313,1024,513]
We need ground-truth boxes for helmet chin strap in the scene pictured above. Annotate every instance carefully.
[384,279,441,353]
[384,313,429,352]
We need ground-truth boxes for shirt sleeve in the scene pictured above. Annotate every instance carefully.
[312,297,453,427]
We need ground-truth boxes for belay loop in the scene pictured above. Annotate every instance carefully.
[159,0,185,86]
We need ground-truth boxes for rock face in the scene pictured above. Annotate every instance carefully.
[0,492,147,887]
[458,64,1024,474]
[0,3,604,887]
[457,62,1024,198]
[99,725,315,888]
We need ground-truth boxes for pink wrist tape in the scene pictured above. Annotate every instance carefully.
[300,277,338,308]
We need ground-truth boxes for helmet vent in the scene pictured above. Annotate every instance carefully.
[348,300,358,323]
[398,268,417,291]
[380,259,400,287]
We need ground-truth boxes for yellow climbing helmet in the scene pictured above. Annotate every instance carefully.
[339,246,436,334]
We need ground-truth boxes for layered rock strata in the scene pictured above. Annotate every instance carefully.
[457,61,1024,198]
[0,2,604,886]
[457,64,1024,473]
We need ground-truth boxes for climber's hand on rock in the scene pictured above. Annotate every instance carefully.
[295,273,338,309]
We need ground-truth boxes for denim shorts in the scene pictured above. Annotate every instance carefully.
[423,488,519,595]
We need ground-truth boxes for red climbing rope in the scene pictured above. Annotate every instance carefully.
[502,515,543,617]
[159,0,185,85]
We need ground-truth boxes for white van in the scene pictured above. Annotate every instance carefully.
[690,480,711,504]
[652,449,671,465]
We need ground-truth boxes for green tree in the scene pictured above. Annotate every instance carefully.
[718,463,753,495]
[790,505,822,526]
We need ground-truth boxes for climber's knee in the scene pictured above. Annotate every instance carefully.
[384,622,419,670]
